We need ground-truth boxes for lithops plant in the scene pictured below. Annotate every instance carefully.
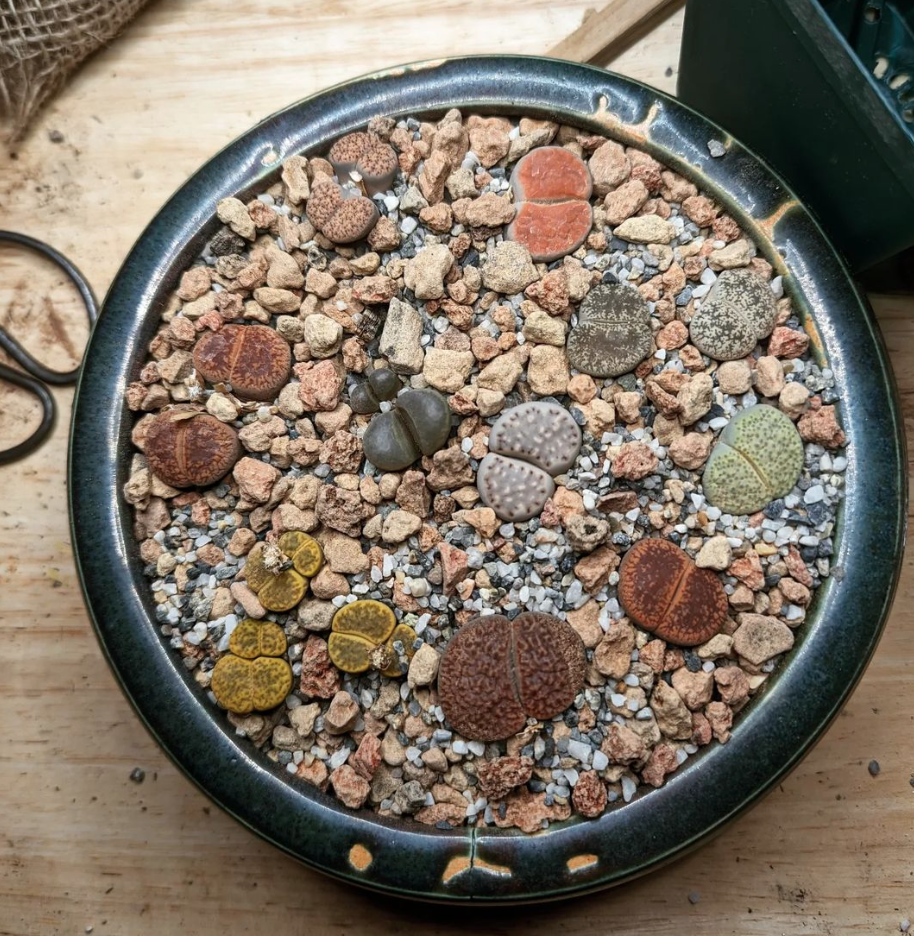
[702,404,804,515]
[349,368,401,415]
[328,599,416,677]
[618,538,729,646]
[437,612,586,742]
[566,283,653,378]
[144,409,241,489]
[477,401,582,522]
[306,179,379,244]
[211,619,292,714]
[327,131,398,195]
[362,387,451,471]
[242,535,324,613]
[193,323,291,401]
[508,146,593,262]
[689,268,779,361]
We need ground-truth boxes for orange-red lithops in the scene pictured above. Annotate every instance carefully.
[144,410,241,489]
[193,323,291,401]
[437,612,586,742]
[618,538,729,646]
[508,147,594,262]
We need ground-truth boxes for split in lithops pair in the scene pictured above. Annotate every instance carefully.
[477,401,582,522]
[243,532,324,613]
[327,131,398,196]
[566,282,653,378]
[702,404,804,515]
[690,268,779,361]
[361,387,451,471]
[618,538,729,646]
[508,146,593,261]
[437,612,586,742]
[194,323,291,401]
[349,368,401,415]
[328,599,416,677]
[211,618,292,714]
[144,409,241,489]
[306,180,379,244]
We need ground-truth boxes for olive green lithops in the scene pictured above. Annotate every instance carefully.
[212,619,291,714]
[349,368,401,415]
[703,404,804,515]
[328,599,415,677]
[566,283,652,378]
[278,531,324,577]
[689,269,778,361]
[258,569,308,612]
[362,387,451,471]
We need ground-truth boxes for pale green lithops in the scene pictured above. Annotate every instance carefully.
[703,404,804,515]
[566,283,652,378]
[689,269,778,361]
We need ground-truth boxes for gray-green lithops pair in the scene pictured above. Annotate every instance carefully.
[350,368,400,414]
[703,404,804,515]
[690,269,778,361]
[566,283,652,378]
[362,387,451,471]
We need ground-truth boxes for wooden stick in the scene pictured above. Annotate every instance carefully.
[546,0,678,63]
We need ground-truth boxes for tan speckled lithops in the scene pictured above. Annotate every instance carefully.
[689,269,778,361]
[702,404,804,515]
[566,283,653,378]
[306,179,379,244]
[328,131,398,195]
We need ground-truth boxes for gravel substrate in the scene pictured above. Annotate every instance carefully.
[124,110,847,832]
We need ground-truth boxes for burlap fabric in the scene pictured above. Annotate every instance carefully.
[0,0,150,139]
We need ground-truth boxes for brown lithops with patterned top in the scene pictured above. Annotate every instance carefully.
[144,410,241,489]
[618,538,728,646]
[193,324,291,401]
[306,179,379,244]
[328,131,398,195]
[437,612,586,741]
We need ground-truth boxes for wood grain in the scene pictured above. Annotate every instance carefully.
[1,3,912,934]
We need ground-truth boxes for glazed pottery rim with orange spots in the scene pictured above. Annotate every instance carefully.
[70,56,904,901]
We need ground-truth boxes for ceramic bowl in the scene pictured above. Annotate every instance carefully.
[69,56,906,902]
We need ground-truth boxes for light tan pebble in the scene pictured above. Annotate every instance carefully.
[613,391,641,424]
[450,486,480,509]
[469,125,510,167]
[481,241,539,294]
[407,643,441,688]
[668,432,712,470]
[349,252,381,276]
[589,140,630,195]
[380,729,407,766]
[204,392,238,423]
[319,531,368,574]
[275,503,318,532]
[289,701,321,736]
[709,238,754,270]
[732,613,795,665]
[230,581,266,619]
[378,297,425,376]
[302,315,342,358]
[181,294,217,320]
[445,167,477,200]
[779,380,810,418]
[565,601,603,649]
[452,506,498,538]
[233,457,279,503]
[650,679,693,740]
[422,348,475,393]
[695,535,732,570]
[717,359,752,395]
[521,308,567,346]
[603,179,649,226]
[420,748,449,774]
[677,373,714,425]
[289,475,321,510]
[671,668,714,710]
[574,545,620,593]
[614,215,675,244]
[593,622,635,679]
[476,352,524,394]
[527,345,570,396]
[660,169,697,202]
[362,514,384,539]
[381,510,423,544]
[567,373,597,404]
[305,267,338,299]
[476,388,506,417]
[612,441,658,480]
[280,155,310,204]
[275,315,304,344]
[325,691,360,734]
[378,473,401,500]
[653,413,684,445]
[755,355,785,398]
[297,599,335,632]
[312,404,350,437]
[267,251,304,289]
[176,267,211,301]
[310,566,350,600]
[656,320,689,350]
[404,243,454,301]
[464,192,515,228]
[697,633,735,660]
[227,528,257,557]
[704,701,733,743]
[779,577,811,606]
[216,197,256,240]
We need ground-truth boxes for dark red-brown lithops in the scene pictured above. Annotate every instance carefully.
[618,538,728,646]
[437,612,586,741]
[193,324,291,401]
[144,410,241,489]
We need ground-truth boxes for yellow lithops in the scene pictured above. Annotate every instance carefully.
[328,599,416,677]
[212,618,292,714]
[242,535,325,613]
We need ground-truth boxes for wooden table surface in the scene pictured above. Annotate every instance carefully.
[1,2,911,933]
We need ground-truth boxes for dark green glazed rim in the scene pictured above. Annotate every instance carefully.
[69,56,907,902]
